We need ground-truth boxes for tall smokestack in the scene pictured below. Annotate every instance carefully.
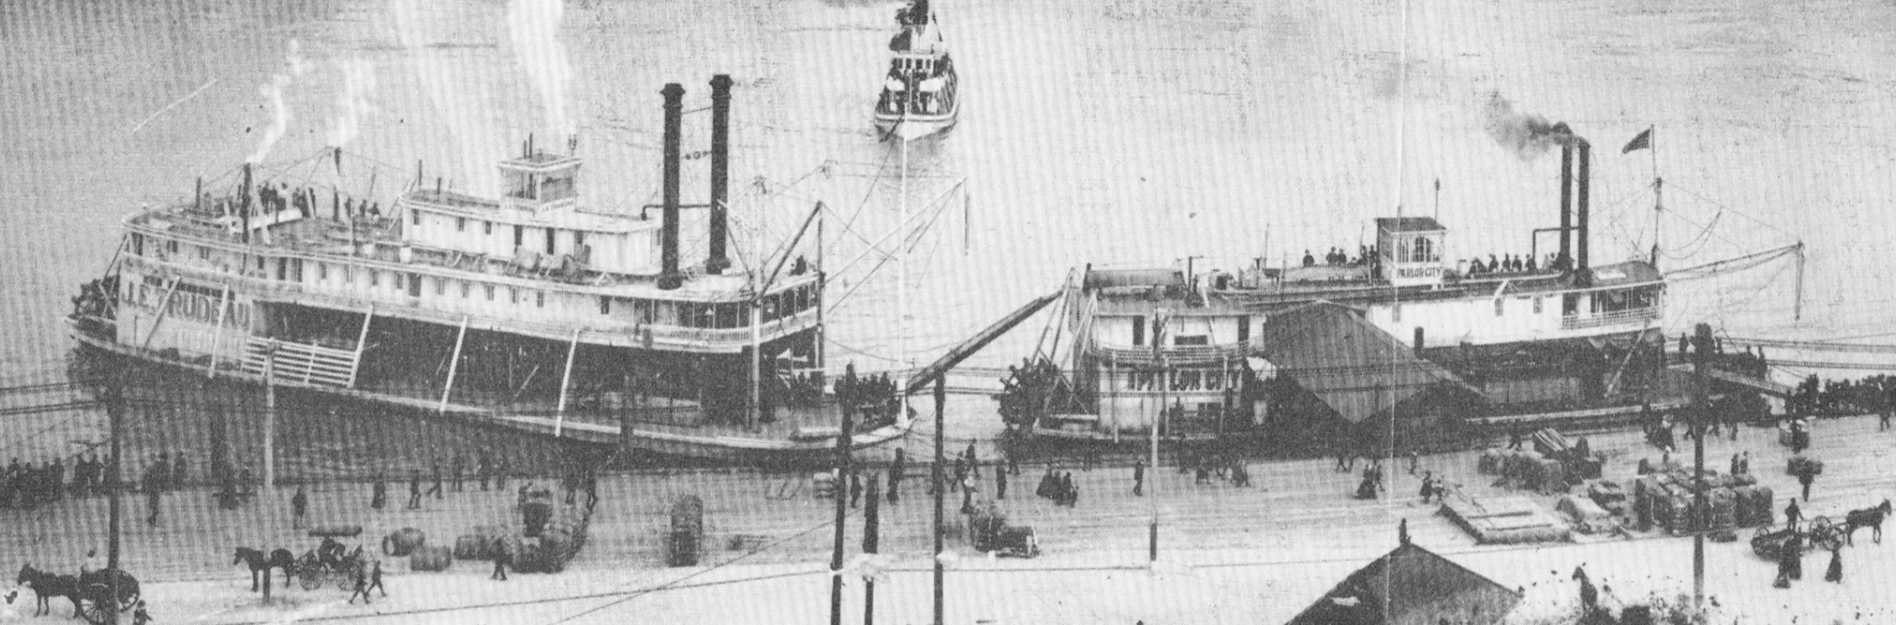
[1576,138,1592,278]
[1558,143,1572,271]
[706,74,733,275]
[241,163,253,244]
[659,83,686,290]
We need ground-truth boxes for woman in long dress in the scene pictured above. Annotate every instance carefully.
[1825,548,1843,583]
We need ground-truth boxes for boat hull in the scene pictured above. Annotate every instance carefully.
[67,317,912,467]
[875,110,958,141]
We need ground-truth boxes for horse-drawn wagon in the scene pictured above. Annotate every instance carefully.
[17,564,140,625]
[1751,517,1843,560]
[294,527,365,591]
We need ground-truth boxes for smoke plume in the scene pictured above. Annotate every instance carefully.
[508,0,575,140]
[249,40,309,164]
[326,58,379,148]
[1482,91,1570,160]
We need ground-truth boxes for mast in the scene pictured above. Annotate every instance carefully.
[898,137,910,422]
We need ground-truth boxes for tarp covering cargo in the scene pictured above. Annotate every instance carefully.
[1441,492,1571,544]
[1557,496,1617,534]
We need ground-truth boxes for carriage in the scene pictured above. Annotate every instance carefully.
[294,526,365,591]
[1751,516,1844,559]
[70,569,140,625]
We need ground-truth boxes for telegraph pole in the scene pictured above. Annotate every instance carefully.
[105,358,124,571]
[1691,323,1712,609]
[932,382,946,625]
[830,406,853,625]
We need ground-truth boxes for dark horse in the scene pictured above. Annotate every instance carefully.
[232,547,297,592]
[15,564,81,618]
[1844,499,1893,546]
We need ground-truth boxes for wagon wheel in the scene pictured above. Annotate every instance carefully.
[297,565,323,591]
[1812,521,1847,552]
[337,562,361,591]
[80,586,116,625]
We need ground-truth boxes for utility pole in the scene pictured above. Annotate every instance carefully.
[932,382,946,625]
[105,357,124,571]
[863,475,880,625]
[830,406,853,625]
[1691,322,1712,609]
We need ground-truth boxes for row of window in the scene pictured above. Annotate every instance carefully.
[1386,288,1656,323]
[1127,316,1251,347]
[422,210,587,258]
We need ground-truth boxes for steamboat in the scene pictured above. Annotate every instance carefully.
[67,77,925,466]
[999,129,1792,453]
[874,0,959,141]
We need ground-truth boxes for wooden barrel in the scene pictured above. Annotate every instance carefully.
[669,495,705,567]
[454,534,492,560]
[382,527,426,557]
[409,546,453,572]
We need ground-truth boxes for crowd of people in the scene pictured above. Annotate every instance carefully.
[1463,253,1539,275]
[1301,246,1378,268]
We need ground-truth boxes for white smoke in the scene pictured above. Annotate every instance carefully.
[326,58,379,148]
[249,39,309,164]
[508,0,575,140]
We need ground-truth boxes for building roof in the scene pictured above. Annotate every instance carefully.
[1285,541,1523,625]
[1374,216,1446,234]
[1255,301,1480,423]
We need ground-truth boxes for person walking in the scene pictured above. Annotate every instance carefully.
[1785,499,1803,532]
[1132,458,1145,496]
[145,481,161,526]
[347,562,372,604]
[1881,411,1891,432]
[1799,470,1815,502]
[478,453,492,491]
[451,454,465,492]
[490,536,511,581]
[1419,472,1435,504]
[995,463,1007,500]
[849,471,864,509]
[1730,453,1742,477]
[371,472,387,510]
[407,469,422,510]
[291,486,308,530]
[1063,472,1079,507]
[428,459,444,499]
[1407,450,1419,475]
[365,559,386,597]
[1825,547,1844,583]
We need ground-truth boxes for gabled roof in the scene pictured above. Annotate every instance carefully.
[1285,541,1522,625]
[1256,301,1480,423]
[1374,216,1446,234]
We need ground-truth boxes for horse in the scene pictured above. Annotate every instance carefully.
[14,564,81,618]
[1844,499,1893,546]
[231,547,296,592]
[1571,566,1599,616]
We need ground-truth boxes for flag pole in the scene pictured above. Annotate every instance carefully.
[1650,125,1661,268]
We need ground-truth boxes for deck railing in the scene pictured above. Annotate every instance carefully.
[1086,339,1257,364]
[240,338,361,388]
[1561,306,1661,330]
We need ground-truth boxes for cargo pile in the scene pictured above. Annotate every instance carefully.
[514,489,594,573]
[1440,492,1572,544]
[410,545,453,571]
[1557,495,1618,534]
[1478,448,1574,494]
[382,527,426,557]
[1630,468,1770,535]
[1786,454,1824,477]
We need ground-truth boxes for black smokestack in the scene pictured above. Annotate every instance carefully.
[1559,142,1572,270]
[1576,138,1592,277]
[659,83,686,290]
[706,74,733,276]
[241,163,253,244]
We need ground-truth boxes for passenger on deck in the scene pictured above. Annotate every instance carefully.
[1302,250,1315,267]
[1526,255,1538,273]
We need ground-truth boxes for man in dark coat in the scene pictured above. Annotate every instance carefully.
[995,463,1007,500]
[407,469,423,509]
[291,486,308,529]
[490,536,511,581]
[1799,470,1815,502]
[371,471,387,509]
[849,471,864,509]
[428,459,444,499]
[1133,458,1145,496]
[451,455,465,492]
[1786,499,1803,532]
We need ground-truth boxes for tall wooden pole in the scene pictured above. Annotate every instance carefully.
[106,358,124,571]
[932,382,946,625]
[863,475,880,625]
[264,344,277,495]
[1691,323,1711,609]
[830,406,853,625]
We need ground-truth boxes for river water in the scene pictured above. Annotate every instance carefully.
[3,0,1894,471]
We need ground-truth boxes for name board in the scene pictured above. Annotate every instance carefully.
[1397,266,1442,279]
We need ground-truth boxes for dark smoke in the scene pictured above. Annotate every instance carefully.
[1483,91,1573,159]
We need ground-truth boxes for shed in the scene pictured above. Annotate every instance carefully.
[1285,541,1522,625]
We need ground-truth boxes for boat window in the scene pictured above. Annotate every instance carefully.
[132,234,144,256]
[1494,298,1504,317]
[545,228,556,256]
[1412,237,1434,263]
[1237,316,1250,344]
[435,278,446,296]
[514,225,524,248]
[1533,297,1543,314]
[370,271,379,287]
[412,210,421,226]
[199,246,210,260]
[484,221,492,235]
[460,281,469,298]
[1132,317,1145,346]
[485,284,495,301]
[457,217,466,232]
[408,274,422,298]
[168,239,179,255]
[1175,335,1209,346]
[318,264,327,281]
[599,296,611,316]
[574,230,585,248]
[536,291,545,308]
